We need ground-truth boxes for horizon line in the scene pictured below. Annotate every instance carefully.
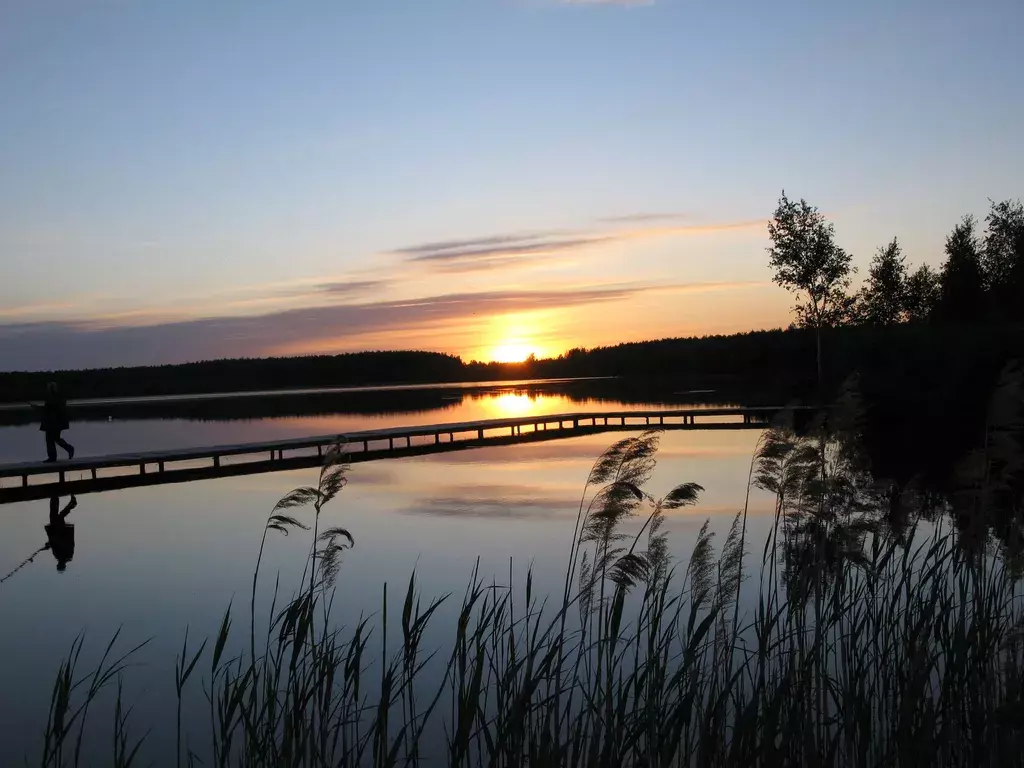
[0,325,798,376]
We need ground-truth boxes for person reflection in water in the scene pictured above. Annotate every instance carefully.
[44,494,77,573]
[36,382,75,463]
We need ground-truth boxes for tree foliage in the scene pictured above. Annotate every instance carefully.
[767,192,854,386]
[767,192,855,330]
[766,195,1021,332]
[858,238,908,325]
[903,264,941,323]
[937,216,986,324]
[983,198,1024,320]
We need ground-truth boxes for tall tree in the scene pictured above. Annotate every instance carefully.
[858,238,908,325]
[983,198,1024,320]
[903,264,941,323]
[937,215,986,324]
[767,192,854,387]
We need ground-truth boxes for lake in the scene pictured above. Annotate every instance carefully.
[0,380,780,764]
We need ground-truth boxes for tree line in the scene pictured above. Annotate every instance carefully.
[767,191,1024,382]
[0,351,468,403]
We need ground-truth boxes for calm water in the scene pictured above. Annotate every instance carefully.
[0,385,776,763]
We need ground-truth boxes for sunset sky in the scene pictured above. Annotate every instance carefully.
[2,0,1022,370]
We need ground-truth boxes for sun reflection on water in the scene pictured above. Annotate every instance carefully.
[484,393,539,418]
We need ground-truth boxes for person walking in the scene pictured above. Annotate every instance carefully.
[37,382,75,462]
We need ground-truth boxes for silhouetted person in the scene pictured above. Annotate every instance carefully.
[44,494,77,573]
[36,382,74,462]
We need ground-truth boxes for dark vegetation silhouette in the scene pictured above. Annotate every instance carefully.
[983,199,1024,320]
[766,191,854,388]
[1,351,469,403]
[856,238,909,326]
[937,215,987,324]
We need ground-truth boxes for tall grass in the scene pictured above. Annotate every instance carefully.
[34,379,1024,766]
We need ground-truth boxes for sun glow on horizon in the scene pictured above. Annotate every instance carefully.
[483,313,555,363]
[488,342,535,363]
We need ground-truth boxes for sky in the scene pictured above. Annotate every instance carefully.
[1,0,1022,371]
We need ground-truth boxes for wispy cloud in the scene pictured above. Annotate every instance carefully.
[0,301,88,320]
[598,212,690,224]
[622,219,766,237]
[392,231,569,257]
[314,279,392,298]
[14,277,394,331]
[396,231,613,272]
[391,218,765,275]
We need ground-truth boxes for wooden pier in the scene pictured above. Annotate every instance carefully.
[0,407,794,503]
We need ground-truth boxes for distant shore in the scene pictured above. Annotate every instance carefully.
[0,376,616,412]
[2,323,1021,412]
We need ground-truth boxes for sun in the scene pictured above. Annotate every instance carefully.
[489,342,534,364]
[484,313,549,363]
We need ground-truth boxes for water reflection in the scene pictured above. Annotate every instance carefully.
[483,392,538,418]
[0,373,1022,763]
[0,494,79,583]
[45,495,78,572]
[0,384,734,464]
[6,375,1020,761]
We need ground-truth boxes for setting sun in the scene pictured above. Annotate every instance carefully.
[483,313,552,363]
[489,343,534,363]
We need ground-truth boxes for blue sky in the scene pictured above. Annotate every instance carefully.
[1,0,1022,370]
